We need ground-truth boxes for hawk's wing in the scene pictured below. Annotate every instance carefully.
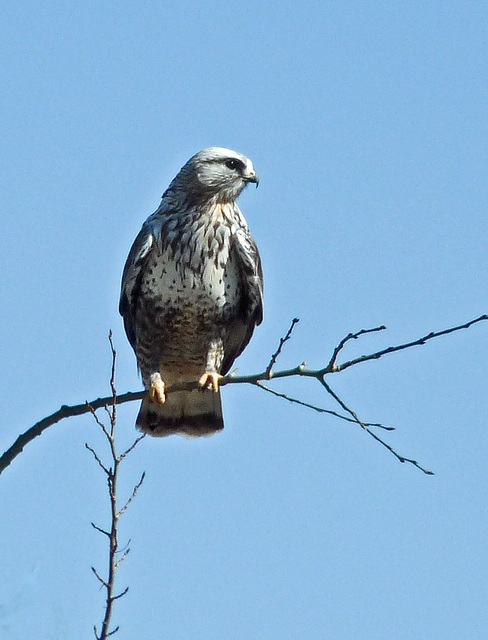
[119,218,159,350]
[234,227,263,324]
[221,227,264,374]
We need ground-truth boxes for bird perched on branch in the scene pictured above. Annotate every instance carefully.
[119,147,263,437]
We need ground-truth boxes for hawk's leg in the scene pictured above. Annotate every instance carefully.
[148,372,166,404]
[198,372,223,393]
[199,339,224,392]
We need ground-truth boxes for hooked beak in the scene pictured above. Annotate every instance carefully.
[245,171,259,187]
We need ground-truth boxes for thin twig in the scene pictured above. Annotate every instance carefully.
[119,435,146,461]
[91,522,111,538]
[318,377,369,431]
[114,549,131,571]
[112,587,129,601]
[85,443,111,477]
[87,404,112,441]
[326,325,386,371]
[117,472,146,518]
[319,377,434,475]
[265,317,300,377]
[108,331,117,433]
[254,381,394,430]
[91,566,109,588]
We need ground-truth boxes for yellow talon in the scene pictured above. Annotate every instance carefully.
[148,374,166,404]
[198,372,223,393]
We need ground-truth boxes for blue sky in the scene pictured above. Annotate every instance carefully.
[1,1,487,638]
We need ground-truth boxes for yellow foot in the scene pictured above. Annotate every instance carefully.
[148,373,166,404]
[198,372,223,393]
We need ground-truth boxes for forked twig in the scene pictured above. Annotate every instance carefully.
[318,377,434,475]
[332,315,488,374]
[88,335,146,640]
[254,381,394,430]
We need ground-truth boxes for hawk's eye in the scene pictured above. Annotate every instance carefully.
[224,159,240,171]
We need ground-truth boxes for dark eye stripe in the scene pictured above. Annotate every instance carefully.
[224,158,244,171]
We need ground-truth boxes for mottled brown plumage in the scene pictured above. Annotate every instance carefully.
[119,147,263,437]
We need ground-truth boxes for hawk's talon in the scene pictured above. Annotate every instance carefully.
[148,374,166,404]
[198,372,223,393]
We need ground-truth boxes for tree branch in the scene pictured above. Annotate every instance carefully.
[253,380,394,430]
[89,337,146,640]
[326,325,386,371]
[331,314,488,374]
[265,317,300,377]
[318,377,434,475]
[1,315,486,475]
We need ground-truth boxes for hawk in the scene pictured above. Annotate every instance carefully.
[119,147,263,437]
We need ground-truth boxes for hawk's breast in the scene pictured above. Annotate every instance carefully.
[139,205,242,328]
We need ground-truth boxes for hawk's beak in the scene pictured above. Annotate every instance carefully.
[245,171,259,187]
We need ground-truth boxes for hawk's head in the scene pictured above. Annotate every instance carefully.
[176,147,259,204]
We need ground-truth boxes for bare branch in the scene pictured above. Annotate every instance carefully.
[85,443,110,476]
[112,587,129,601]
[254,381,394,430]
[114,548,131,570]
[318,377,369,431]
[1,315,486,475]
[108,330,117,434]
[91,522,111,538]
[87,339,145,640]
[326,325,386,371]
[0,391,146,476]
[91,566,109,588]
[117,471,146,519]
[108,331,117,402]
[333,314,488,374]
[318,377,434,475]
[363,423,434,475]
[265,317,300,377]
[87,403,112,441]
[119,434,146,460]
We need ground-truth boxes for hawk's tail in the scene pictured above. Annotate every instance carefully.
[136,389,224,437]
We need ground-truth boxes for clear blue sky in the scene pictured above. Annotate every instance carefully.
[1,2,487,638]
